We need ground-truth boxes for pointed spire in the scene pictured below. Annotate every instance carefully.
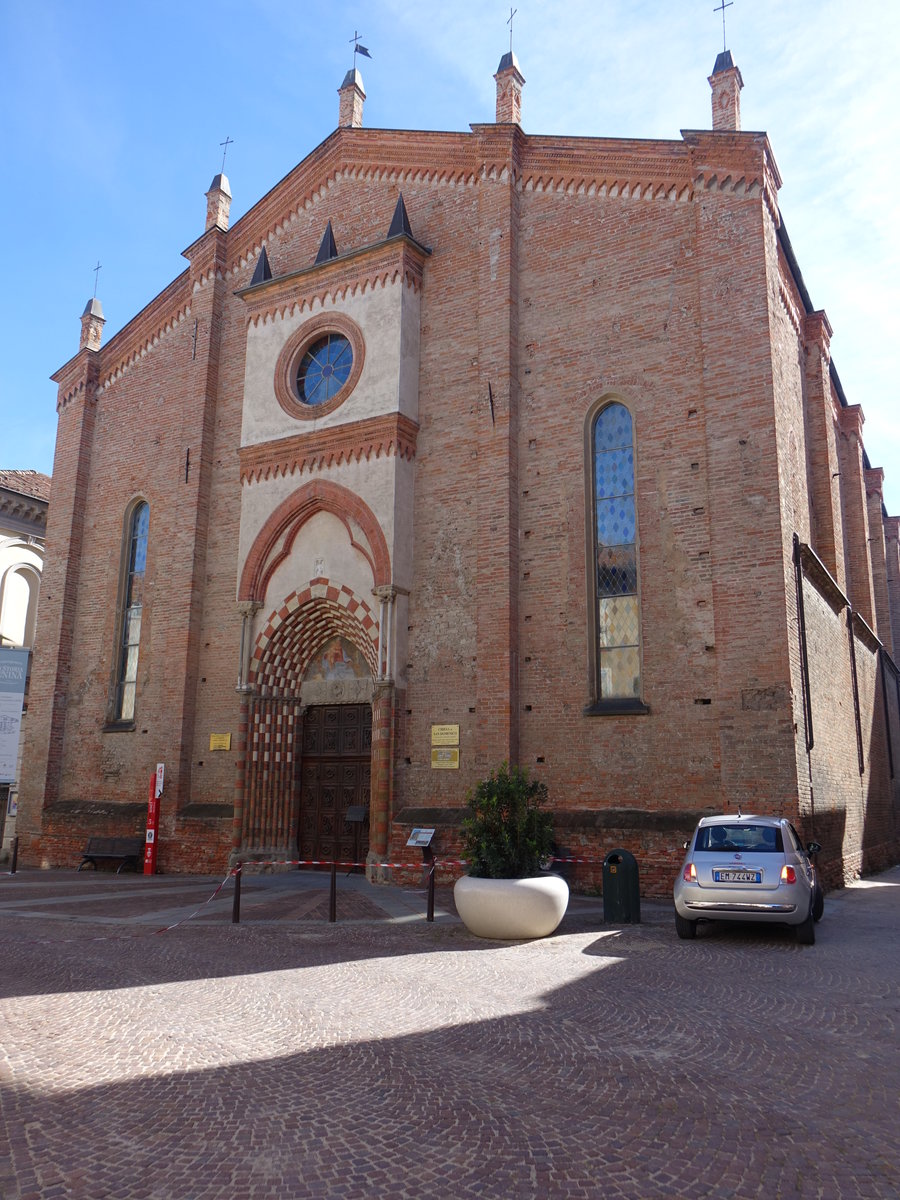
[250,246,272,286]
[386,194,413,240]
[494,50,525,124]
[338,67,366,128]
[205,172,232,232]
[709,51,743,132]
[79,296,105,352]
[315,220,339,264]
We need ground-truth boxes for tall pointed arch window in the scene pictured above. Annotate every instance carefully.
[115,502,149,722]
[591,402,644,706]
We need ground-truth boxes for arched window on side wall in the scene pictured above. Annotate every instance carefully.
[591,402,644,708]
[115,502,150,722]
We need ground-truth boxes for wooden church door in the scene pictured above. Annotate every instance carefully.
[297,704,371,866]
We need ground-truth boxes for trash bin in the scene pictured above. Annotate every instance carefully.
[602,848,640,923]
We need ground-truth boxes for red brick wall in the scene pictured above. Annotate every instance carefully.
[17,121,900,892]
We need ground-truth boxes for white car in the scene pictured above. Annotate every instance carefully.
[673,814,823,944]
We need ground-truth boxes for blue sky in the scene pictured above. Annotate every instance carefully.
[2,0,898,510]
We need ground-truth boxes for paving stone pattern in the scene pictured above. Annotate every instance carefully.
[1,869,898,1199]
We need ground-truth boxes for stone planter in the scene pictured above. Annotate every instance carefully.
[453,873,569,940]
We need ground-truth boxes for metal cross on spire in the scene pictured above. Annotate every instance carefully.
[219,136,233,174]
[92,260,102,298]
[714,0,733,53]
[349,30,372,69]
[507,6,517,55]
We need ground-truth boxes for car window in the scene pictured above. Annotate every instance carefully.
[694,825,783,853]
[787,824,804,853]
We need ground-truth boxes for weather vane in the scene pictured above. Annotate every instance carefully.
[714,0,733,53]
[507,7,517,55]
[220,136,233,173]
[92,260,102,299]
[349,30,372,69]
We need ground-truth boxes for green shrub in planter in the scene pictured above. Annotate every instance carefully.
[460,762,555,879]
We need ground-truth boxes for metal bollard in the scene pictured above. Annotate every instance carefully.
[427,864,435,922]
[329,862,337,922]
[231,867,242,924]
[9,836,19,875]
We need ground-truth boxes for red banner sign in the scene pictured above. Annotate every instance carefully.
[144,769,161,874]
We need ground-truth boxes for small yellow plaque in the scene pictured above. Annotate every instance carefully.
[431,747,460,770]
[209,733,232,751]
[431,724,460,747]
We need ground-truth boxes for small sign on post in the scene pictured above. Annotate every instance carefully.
[406,828,435,848]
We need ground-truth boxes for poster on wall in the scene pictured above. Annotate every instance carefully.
[0,648,29,783]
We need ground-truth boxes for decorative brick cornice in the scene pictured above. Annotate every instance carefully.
[54,126,785,408]
[52,272,193,402]
[0,489,48,531]
[683,129,781,220]
[240,412,419,484]
[182,225,230,290]
[236,234,429,326]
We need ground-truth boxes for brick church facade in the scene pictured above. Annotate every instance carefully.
[18,51,900,892]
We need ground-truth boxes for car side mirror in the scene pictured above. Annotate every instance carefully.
[683,841,689,851]
[807,841,821,855]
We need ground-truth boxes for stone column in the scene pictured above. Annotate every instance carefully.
[368,680,395,873]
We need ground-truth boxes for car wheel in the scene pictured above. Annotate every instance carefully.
[796,907,816,945]
[675,913,697,940]
[812,883,824,922]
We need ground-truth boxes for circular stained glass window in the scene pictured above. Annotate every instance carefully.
[297,334,353,406]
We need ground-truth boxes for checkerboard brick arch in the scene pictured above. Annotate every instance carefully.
[250,583,379,696]
[238,480,391,603]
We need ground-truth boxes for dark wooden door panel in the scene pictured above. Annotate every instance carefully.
[298,705,371,864]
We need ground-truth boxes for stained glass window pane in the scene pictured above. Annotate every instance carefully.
[116,503,149,721]
[592,403,640,700]
[298,334,353,405]
[599,646,641,698]
[594,404,632,452]
[598,597,640,649]
[594,448,634,499]
[596,496,636,547]
[597,545,637,596]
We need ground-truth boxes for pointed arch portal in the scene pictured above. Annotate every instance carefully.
[234,585,391,867]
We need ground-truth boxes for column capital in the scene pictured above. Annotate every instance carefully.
[372,584,408,601]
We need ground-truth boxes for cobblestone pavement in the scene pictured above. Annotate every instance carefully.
[1,867,898,1199]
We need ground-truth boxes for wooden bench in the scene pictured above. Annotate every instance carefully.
[78,836,144,874]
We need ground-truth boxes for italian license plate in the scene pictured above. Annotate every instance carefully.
[713,868,762,884]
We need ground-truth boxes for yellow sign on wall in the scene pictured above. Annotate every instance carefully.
[209,733,232,751]
[431,724,460,746]
[431,747,460,770]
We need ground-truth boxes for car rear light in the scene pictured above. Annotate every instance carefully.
[780,865,796,884]
[683,862,697,882]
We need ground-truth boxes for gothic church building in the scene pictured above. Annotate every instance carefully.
[19,51,900,891]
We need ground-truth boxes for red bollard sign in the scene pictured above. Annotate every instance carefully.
[144,763,164,874]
